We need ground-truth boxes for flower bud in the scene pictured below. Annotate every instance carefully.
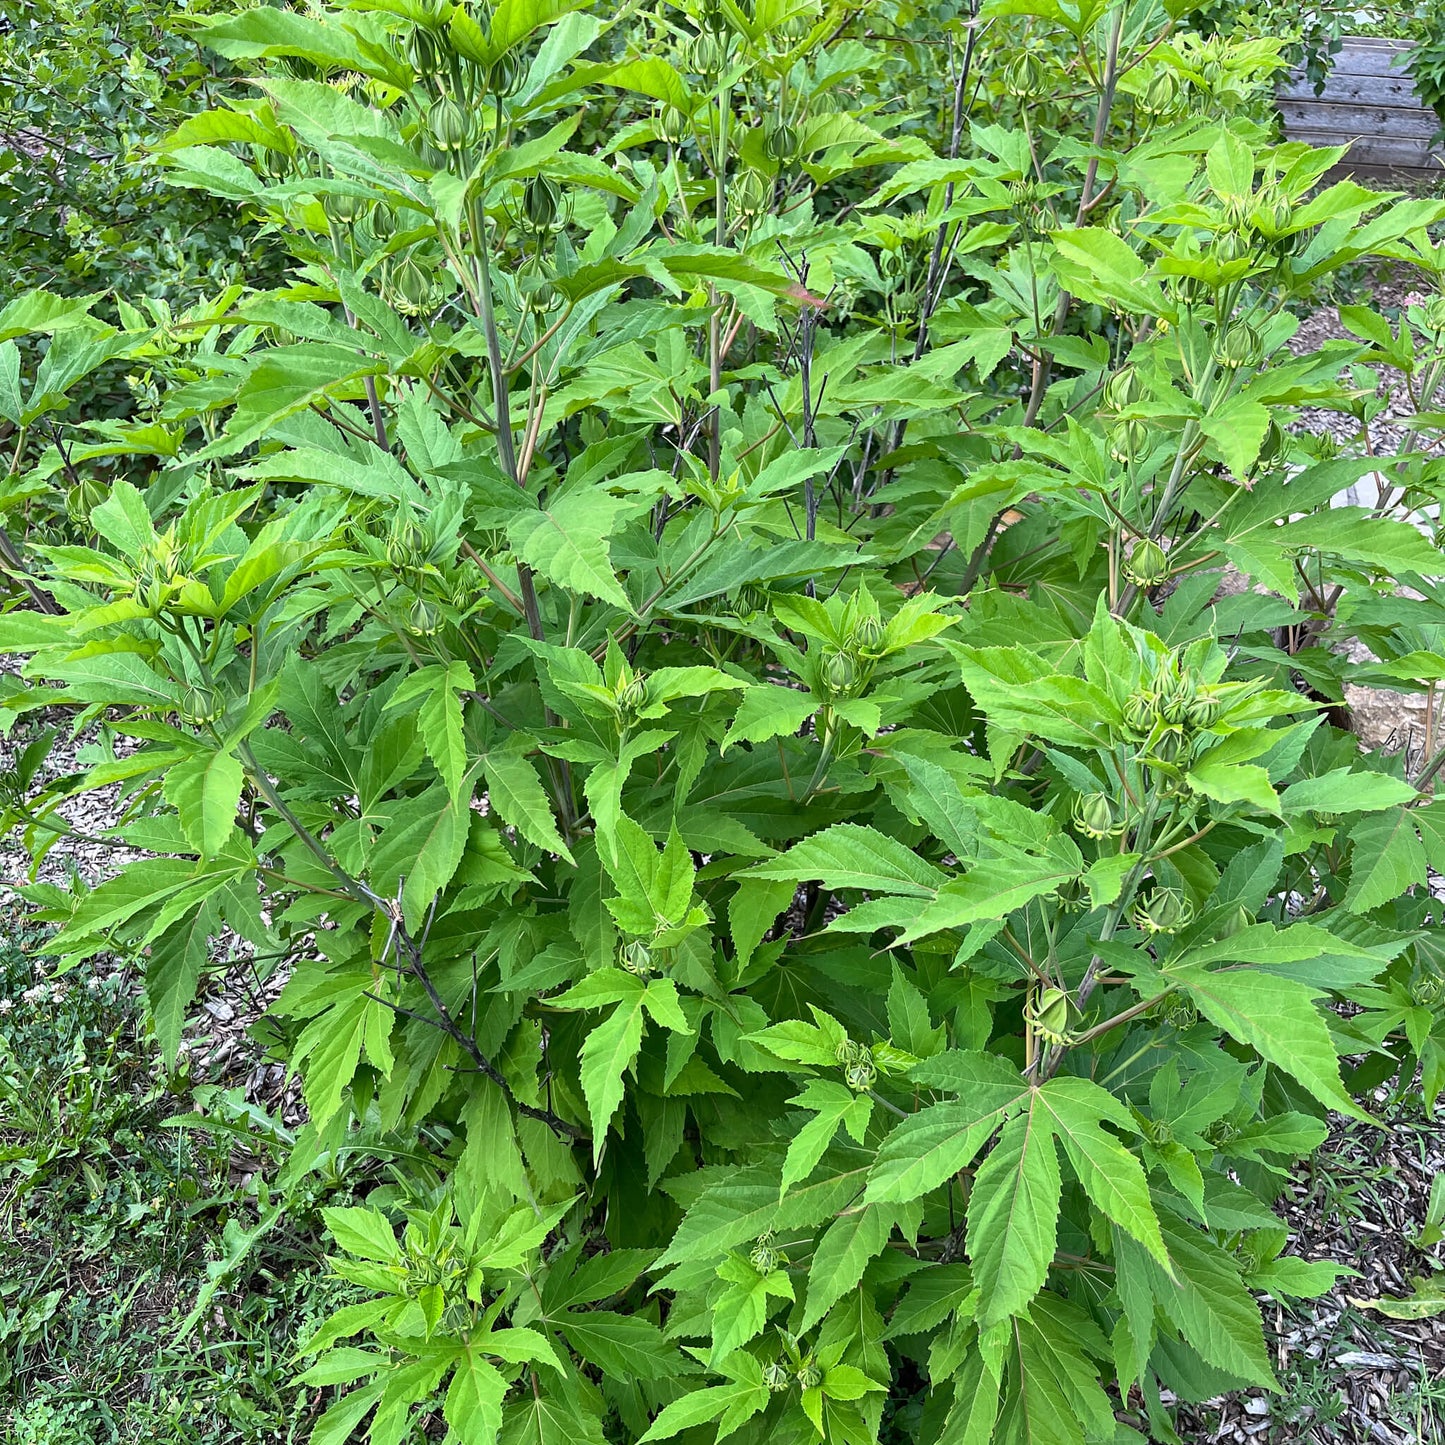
[1124,537,1169,588]
[796,1361,823,1390]
[700,0,728,34]
[1003,51,1047,98]
[820,649,859,699]
[487,48,526,97]
[1185,691,1223,729]
[1054,874,1087,912]
[406,598,440,636]
[850,615,885,654]
[1425,296,1445,336]
[1139,69,1178,116]
[1123,690,1158,737]
[763,1359,793,1392]
[427,98,476,155]
[749,1233,785,1273]
[1213,321,1264,371]
[1256,419,1288,469]
[844,1057,877,1092]
[371,201,400,240]
[322,189,367,226]
[1073,792,1123,839]
[386,255,443,317]
[615,675,648,715]
[1103,366,1143,412]
[764,122,797,162]
[619,939,655,976]
[522,175,561,231]
[1161,994,1198,1030]
[1026,986,1071,1044]
[730,170,772,222]
[407,25,447,80]
[1157,672,1197,726]
[386,515,429,573]
[1411,968,1444,1006]
[1108,418,1149,464]
[178,685,223,726]
[1131,886,1193,935]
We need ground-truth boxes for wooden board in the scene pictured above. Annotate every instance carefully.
[1278,36,1444,175]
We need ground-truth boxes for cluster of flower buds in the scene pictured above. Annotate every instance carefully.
[835,1038,877,1093]
[133,534,186,614]
[749,1230,787,1274]
[1130,884,1194,935]
[817,612,887,702]
[1121,651,1226,775]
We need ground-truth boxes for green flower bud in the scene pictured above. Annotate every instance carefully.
[844,1057,877,1092]
[1139,69,1178,116]
[1155,673,1197,727]
[850,615,885,654]
[1003,51,1048,98]
[1425,296,1445,336]
[386,254,443,317]
[749,1233,785,1273]
[487,48,526,97]
[615,675,648,715]
[66,478,109,524]
[1007,178,1036,211]
[178,685,223,726]
[370,201,400,240]
[1103,366,1143,412]
[406,598,440,636]
[427,97,475,155]
[1142,1115,1173,1146]
[619,939,655,976]
[796,1361,823,1390]
[700,0,728,34]
[1162,994,1198,1030]
[1123,690,1158,736]
[1411,968,1444,1006]
[386,515,429,573]
[1131,885,1193,935]
[763,1359,793,1393]
[1026,986,1071,1044]
[1256,419,1288,469]
[1124,537,1170,588]
[1108,418,1149,464]
[1147,726,1188,764]
[322,189,366,225]
[1073,791,1123,839]
[687,32,726,77]
[1185,691,1223,729]
[1251,191,1293,240]
[730,170,772,222]
[522,174,561,231]
[407,25,447,80]
[820,649,859,699]
[1213,320,1264,371]
[764,122,798,162]
[1054,874,1087,912]
[1213,230,1255,268]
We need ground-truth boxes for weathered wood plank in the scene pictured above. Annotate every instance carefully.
[1278,35,1444,174]
[1278,71,1416,106]
[1327,37,1418,78]
[1279,99,1443,140]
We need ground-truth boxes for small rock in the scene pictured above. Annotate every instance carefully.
[1335,1351,1399,1369]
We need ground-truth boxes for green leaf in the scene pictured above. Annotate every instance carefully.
[580,987,648,1162]
[480,746,575,864]
[721,684,818,752]
[968,1097,1062,1327]
[799,1203,893,1332]
[1165,962,1366,1121]
[637,1356,768,1443]
[507,491,644,610]
[145,896,221,1063]
[741,822,947,898]
[553,1311,678,1380]
[1345,806,1428,912]
[322,1205,403,1263]
[445,1340,508,1444]
[1038,1078,1167,1268]
[164,747,245,858]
